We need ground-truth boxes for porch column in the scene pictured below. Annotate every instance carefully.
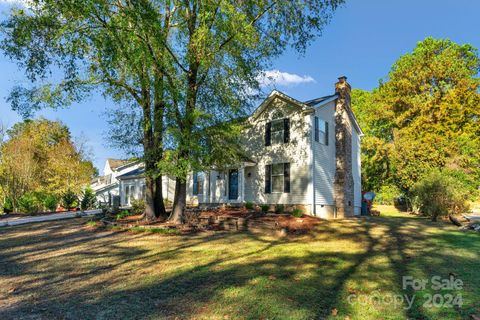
[240,165,245,203]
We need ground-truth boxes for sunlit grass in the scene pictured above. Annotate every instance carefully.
[0,206,478,319]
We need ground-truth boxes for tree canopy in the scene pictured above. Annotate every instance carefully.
[0,118,96,212]
[352,37,480,200]
[1,0,345,221]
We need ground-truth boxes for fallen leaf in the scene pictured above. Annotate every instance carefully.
[8,287,16,294]
[268,275,276,280]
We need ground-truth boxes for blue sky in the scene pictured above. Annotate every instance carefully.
[1,0,479,173]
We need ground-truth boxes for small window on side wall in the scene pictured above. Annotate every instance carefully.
[193,172,204,195]
[314,117,329,145]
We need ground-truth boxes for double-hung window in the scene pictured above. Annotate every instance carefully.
[271,119,285,144]
[265,163,290,194]
[314,116,329,145]
[265,118,290,146]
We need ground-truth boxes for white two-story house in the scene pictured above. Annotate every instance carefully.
[91,159,143,205]
[186,76,363,219]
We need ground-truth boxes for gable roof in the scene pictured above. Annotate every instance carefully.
[304,94,338,107]
[250,90,311,121]
[117,167,145,180]
[107,159,131,170]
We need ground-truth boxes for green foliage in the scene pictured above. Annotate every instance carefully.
[411,169,470,221]
[131,199,146,215]
[0,0,344,222]
[128,226,180,235]
[163,198,173,208]
[43,194,58,212]
[116,210,132,220]
[292,208,303,218]
[86,220,99,228]
[352,38,480,196]
[275,204,285,214]
[260,204,269,213]
[375,185,401,205]
[62,190,78,210]
[80,187,96,211]
[0,119,95,213]
[2,197,13,214]
[244,201,254,210]
[17,192,41,214]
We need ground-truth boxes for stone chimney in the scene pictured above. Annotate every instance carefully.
[333,76,354,218]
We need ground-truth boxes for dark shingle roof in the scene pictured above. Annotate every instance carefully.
[303,94,338,107]
[117,167,145,180]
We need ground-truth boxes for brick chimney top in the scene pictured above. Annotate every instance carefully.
[335,75,351,100]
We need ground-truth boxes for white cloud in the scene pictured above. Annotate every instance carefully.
[258,70,315,87]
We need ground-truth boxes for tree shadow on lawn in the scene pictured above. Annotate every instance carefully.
[0,216,478,319]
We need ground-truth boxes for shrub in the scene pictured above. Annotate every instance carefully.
[164,198,173,208]
[260,204,269,213]
[245,201,254,210]
[275,204,285,214]
[2,197,13,214]
[412,169,470,221]
[80,187,96,210]
[43,194,58,212]
[375,185,401,205]
[131,198,146,215]
[18,193,41,214]
[62,190,78,210]
[116,210,132,220]
[292,208,303,217]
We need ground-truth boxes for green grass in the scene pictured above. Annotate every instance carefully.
[0,206,478,319]
[128,226,181,235]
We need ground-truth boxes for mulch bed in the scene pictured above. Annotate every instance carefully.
[100,207,323,236]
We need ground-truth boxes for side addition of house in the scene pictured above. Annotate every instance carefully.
[186,76,363,219]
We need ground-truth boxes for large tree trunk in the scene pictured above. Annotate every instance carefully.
[144,175,156,221]
[170,177,186,223]
[141,83,156,221]
[154,175,167,218]
[153,74,166,218]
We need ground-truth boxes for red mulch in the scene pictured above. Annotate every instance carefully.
[111,207,323,235]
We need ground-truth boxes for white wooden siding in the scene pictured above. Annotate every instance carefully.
[352,126,362,215]
[312,100,336,206]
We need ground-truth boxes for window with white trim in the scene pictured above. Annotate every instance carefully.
[271,163,284,193]
[193,172,204,195]
[271,119,285,144]
[314,117,329,145]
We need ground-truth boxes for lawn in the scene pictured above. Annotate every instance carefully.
[0,206,478,320]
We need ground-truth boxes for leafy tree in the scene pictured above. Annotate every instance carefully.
[1,0,345,223]
[353,38,480,203]
[0,119,95,212]
[379,38,480,191]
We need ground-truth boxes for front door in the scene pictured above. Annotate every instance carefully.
[228,169,239,200]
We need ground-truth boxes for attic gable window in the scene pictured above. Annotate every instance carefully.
[314,116,329,145]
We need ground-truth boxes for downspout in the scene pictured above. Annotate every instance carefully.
[311,114,316,216]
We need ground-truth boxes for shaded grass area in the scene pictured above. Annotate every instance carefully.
[0,206,478,319]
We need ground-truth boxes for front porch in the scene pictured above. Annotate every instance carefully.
[190,161,256,206]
